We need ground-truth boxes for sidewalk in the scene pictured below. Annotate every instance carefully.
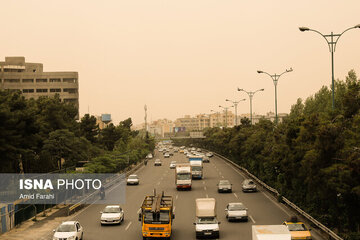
[1,205,70,240]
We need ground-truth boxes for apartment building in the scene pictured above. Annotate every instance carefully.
[0,57,79,111]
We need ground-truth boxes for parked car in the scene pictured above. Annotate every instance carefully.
[154,159,162,166]
[53,221,84,240]
[217,180,232,193]
[225,202,248,222]
[126,174,139,185]
[283,216,312,240]
[170,161,176,169]
[100,205,124,225]
[242,179,257,192]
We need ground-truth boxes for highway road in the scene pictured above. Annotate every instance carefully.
[71,150,313,240]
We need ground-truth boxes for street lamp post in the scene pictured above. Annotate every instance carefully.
[257,68,293,124]
[226,98,246,126]
[237,88,264,124]
[219,105,233,128]
[299,24,360,110]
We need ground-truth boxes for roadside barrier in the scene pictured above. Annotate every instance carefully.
[213,152,343,240]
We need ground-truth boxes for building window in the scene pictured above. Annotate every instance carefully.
[23,89,35,93]
[36,89,48,93]
[36,78,48,83]
[22,79,34,83]
[63,78,77,83]
[63,88,78,94]
[49,78,61,83]
[4,79,20,83]
[50,88,61,93]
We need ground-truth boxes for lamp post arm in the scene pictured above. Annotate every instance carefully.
[308,29,332,52]
[333,26,357,51]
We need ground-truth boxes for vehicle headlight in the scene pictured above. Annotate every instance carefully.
[214,227,219,231]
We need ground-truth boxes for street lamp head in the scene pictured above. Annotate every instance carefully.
[355,24,360,28]
[225,99,230,102]
[299,27,310,32]
[257,70,263,74]
[219,105,222,108]
[238,88,243,91]
[286,68,293,72]
[260,88,265,91]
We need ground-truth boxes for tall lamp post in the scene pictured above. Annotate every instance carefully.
[237,88,264,124]
[257,68,293,124]
[219,105,233,128]
[225,98,246,126]
[299,24,360,110]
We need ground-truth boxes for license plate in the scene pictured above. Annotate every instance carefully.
[204,232,211,235]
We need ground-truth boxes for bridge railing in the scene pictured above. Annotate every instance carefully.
[213,152,343,240]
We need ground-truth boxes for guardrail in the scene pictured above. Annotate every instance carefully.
[67,160,145,215]
[213,152,343,240]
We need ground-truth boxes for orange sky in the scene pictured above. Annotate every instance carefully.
[1,0,360,124]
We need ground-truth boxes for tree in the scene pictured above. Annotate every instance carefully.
[80,114,99,143]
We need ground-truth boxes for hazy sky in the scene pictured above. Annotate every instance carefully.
[1,1,360,124]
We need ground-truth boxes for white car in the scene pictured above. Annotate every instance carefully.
[225,202,248,221]
[206,152,214,157]
[146,153,153,159]
[53,221,83,240]
[164,153,170,158]
[100,205,124,225]
[127,174,139,185]
[170,161,176,169]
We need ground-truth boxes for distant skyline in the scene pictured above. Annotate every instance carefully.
[1,1,360,125]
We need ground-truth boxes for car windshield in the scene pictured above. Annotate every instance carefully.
[144,210,170,224]
[128,175,138,179]
[177,173,191,180]
[197,217,217,224]
[228,204,245,211]
[287,223,307,231]
[56,224,76,232]
[103,207,120,213]
[219,180,230,185]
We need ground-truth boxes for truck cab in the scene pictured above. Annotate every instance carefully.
[194,198,220,239]
[190,160,203,179]
[138,190,174,240]
[175,164,192,190]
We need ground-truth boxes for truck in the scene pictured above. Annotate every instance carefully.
[189,157,203,179]
[138,190,175,240]
[194,198,220,239]
[175,164,192,190]
[252,225,291,240]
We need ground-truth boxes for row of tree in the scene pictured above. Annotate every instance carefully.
[0,91,154,173]
[175,71,360,239]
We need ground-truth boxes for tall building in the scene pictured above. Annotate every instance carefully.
[0,57,79,111]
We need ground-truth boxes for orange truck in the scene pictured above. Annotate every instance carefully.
[138,190,175,240]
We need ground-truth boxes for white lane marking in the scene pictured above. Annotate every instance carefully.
[249,215,256,223]
[202,181,205,185]
[206,194,209,198]
[125,221,132,231]
[176,195,178,200]
[233,193,238,198]
[221,176,224,179]
[204,186,207,191]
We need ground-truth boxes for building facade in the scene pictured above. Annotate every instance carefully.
[0,57,79,111]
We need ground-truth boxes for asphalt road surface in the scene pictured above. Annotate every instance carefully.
[71,150,319,240]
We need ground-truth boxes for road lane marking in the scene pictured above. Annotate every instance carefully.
[202,181,205,185]
[233,193,238,198]
[125,221,132,231]
[176,195,178,200]
[221,176,224,179]
[204,186,207,191]
[250,215,256,223]
[206,194,209,198]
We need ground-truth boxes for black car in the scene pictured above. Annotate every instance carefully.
[242,179,257,192]
[217,180,232,193]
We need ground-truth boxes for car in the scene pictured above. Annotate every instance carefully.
[203,156,210,163]
[283,216,312,240]
[206,152,214,157]
[225,202,248,222]
[170,161,176,169]
[186,153,191,158]
[217,180,232,193]
[146,153,153,159]
[158,148,164,152]
[242,179,257,192]
[191,147,196,151]
[197,148,202,152]
[100,205,124,225]
[154,159,162,166]
[169,151,174,156]
[53,221,84,240]
[164,153,170,158]
[126,174,139,185]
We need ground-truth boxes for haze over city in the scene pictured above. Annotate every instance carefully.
[1,0,360,124]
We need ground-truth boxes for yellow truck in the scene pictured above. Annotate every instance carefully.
[138,190,175,240]
[283,217,312,240]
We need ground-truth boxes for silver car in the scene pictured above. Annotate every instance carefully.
[242,179,257,192]
[217,180,232,193]
[225,202,248,222]
[126,174,139,185]
[53,221,84,240]
[100,205,124,225]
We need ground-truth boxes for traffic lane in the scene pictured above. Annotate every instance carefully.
[73,155,170,240]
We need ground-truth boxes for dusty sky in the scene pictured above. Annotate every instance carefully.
[1,1,360,125]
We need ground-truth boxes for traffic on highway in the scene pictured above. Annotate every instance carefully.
[50,143,315,240]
